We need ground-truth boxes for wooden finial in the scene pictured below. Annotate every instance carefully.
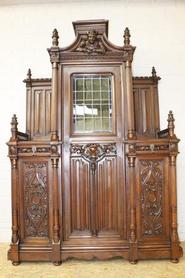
[124,27,130,46]
[52,28,59,47]
[168,110,175,138]
[152,66,157,78]
[27,68,32,80]
[11,114,18,141]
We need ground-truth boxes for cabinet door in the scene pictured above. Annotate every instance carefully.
[62,65,126,244]
[18,158,51,244]
[135,156,170,243]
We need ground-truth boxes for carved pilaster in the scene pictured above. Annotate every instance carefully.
[127,144,137,263]
[169,154,179,262]
[51,144,61,265]
[9,154,19,265]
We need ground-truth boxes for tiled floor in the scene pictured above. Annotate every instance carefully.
[0,243,185,278]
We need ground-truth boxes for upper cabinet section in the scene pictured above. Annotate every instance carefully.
[23,20,162,141]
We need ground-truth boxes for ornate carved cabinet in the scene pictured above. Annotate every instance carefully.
[8,20,182,265]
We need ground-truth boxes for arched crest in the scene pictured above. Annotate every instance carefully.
[48,19,135,62]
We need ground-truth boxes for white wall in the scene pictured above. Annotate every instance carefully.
[0,0,185,242]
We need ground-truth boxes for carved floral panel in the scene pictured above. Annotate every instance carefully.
[140,160,163,236]
[23,162,48,237]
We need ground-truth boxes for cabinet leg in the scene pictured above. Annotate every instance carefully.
[129,259,138,264]
[52,242,61,265]
[171,258,179,263]
[53,261,61,266]
[129,241,138,264]
[12,261,20,266]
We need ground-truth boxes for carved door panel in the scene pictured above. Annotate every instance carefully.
[135,156,170,243]
[62,65,126,244]
[18,158,51,244]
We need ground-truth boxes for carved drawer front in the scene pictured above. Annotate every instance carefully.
[19,159,50,241]
[136,157,170,242]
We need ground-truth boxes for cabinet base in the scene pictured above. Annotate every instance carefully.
[8,243,183,264]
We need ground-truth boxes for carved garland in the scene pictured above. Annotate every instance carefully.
[23,162,48,237]
[140,160,163,236]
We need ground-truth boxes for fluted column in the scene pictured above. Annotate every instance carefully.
[123,28,136,140]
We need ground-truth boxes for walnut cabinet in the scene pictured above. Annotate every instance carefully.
[8,20,182,265]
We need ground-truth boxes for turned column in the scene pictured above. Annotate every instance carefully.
[167,112,181,262]
[9,115,19,265]
[127,144,137,263]
[169,153,180,263]
[123,28,136,140]
[50,29,60,141]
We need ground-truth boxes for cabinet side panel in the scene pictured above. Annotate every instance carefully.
[136,157,170,243]
[19,160,50,241]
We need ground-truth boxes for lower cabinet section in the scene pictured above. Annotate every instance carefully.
[8,147,183,265]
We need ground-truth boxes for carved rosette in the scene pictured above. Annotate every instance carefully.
[23,162,48,237]
[140,160,163,236]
